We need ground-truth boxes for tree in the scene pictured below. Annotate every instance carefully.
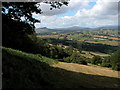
[91,56,102,65]
[64,46,74,55]
[2,2,69,51]
[101,56,112,68]
[63,51,87,65]
[111,50,120,71]
[2,2,69,35]
[2,2,41,32]
[2,2,68,28]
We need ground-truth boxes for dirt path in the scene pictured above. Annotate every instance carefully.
[52,62,119,78]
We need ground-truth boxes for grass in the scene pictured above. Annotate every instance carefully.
[2,47,120,88]
[80,51,109,58]
[37,35,59,39]
[89,51,110,57]
[2,47,57,65]
[86,40,119,46]
[2,47,57,88]
[52,62,120,88]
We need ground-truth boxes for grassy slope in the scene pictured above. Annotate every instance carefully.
[52,62,120,88]
[52,62,119,78]
[2,47,120,88]
[2,47,57,88]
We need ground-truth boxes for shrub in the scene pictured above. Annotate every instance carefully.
[91,56,102,65]
[101,63,112,68]
[78,59,87,65]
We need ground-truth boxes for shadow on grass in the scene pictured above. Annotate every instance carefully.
[47,66,120,88]
[2,49,120,89]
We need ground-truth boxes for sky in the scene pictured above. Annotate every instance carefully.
[33,0,119,29]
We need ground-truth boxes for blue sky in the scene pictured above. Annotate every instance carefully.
[34,0,118,29]
[57,2,96,17]
[57,10,77,17]
[89,2,96,6]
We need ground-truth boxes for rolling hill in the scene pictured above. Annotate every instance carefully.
[35,26,91,34]
[35,25,119,34]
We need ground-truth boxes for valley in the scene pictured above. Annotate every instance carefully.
[2,2,120,89]
[37,29,119,58]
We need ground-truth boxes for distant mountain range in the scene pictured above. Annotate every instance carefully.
[53,26,91,31]
[35,25,119,34]
[95,26,119,30]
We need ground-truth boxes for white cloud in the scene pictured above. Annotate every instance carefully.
[34,0,119,28]
[38,0,90,16]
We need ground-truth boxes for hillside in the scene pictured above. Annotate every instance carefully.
[35,25,119,34]
[52,62,119,78]
[2,47,120,88]
[52,62,120,88]
[2,47,57,88]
